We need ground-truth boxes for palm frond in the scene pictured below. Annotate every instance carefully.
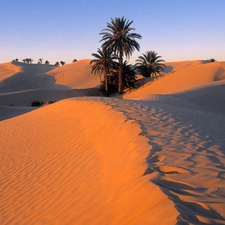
[135,51,166,77]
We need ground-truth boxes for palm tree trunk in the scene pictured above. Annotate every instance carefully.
[118,49,123,93]
[104,72,108,96]
[104,64,109,96]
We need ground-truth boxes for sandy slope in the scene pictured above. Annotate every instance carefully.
[125,60,225,96]
[0,99,177,225]
[1,59,225,224]
[47,59,101,89]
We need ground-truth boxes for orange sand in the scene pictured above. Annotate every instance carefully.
[0,59,225,224]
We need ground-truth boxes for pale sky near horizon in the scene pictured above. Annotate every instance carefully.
[1,0,225,64]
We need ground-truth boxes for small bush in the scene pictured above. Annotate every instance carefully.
[31,100,56,107]
[209,58,216,62]
[31,101,44,107]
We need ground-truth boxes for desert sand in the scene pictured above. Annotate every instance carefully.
[0,59,225,224]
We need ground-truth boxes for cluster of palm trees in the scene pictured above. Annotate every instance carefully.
[13,58,68,66]
[23,58,33,64]
[90,17,166,95]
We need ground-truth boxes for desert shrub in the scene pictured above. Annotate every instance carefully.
[31,101,44,107]
[209,58,216,62]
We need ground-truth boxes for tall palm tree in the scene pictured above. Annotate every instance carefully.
[135,51,166,77]
[100,17,142,93]
[90,48,116,95]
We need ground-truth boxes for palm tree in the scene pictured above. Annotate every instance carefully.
[60,61,65,66]
[109,61,137,92]
[54,61,60,66]
[38,58,43,64]
[135,51,166,77]
[100,17,142,93]
[45,60,50,64]
[90,48,117,95]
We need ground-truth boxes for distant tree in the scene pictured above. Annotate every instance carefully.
[38,58,43,64]
[45,60,50,64]
[73,59,77,63]
[209,58,216,62]
[135,51,166,77]
[60,61,65,66]
[22,59,26,63]
[54,61,60,66]
[15,58,18,62]
[100,17,142,93]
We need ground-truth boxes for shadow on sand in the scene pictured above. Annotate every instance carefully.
[0,62,69,94]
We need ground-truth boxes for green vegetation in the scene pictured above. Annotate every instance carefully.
[135,51,166,77]
[12,58,68,66]
[60,61,66,66]
[91,17,165,95]
[90,48,117,95]
[55,61,60,66]
[38,58,43,64]
[31,100,44,107]
[22,58,33,64]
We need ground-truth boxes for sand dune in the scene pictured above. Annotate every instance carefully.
[0,99,177,224]
[47,59,101,89]
[0,60,100,117]
[0,62,21,82]
[1,59,225,224]
[124,60,225,96]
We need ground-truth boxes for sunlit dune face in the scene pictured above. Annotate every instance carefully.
[0,62,21,82]
[124,60,225,98]
[47,59,101,89]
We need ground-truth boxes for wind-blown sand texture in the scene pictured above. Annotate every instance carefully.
[1,59,225,224]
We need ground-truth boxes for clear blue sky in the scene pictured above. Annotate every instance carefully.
[1,0,224,64]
